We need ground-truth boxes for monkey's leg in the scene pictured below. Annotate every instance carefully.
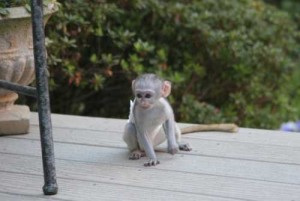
[123,122,145,160]
[175,124,192,151]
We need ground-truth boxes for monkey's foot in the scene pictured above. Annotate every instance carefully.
[179,143,192,151]
[144,159,160,167]
[168,146,179,155]
[129,150,146,160]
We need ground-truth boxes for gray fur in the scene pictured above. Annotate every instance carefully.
[123,74,191,166]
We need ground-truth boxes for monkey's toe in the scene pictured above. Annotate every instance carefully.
[129,150,145,160]
[144,159,160,167]
[179,143,192,151]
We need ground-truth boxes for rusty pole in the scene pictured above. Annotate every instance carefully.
[30,0,58,195]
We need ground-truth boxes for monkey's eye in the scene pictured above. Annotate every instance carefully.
[137,94,142,98]
[145,94,152,99]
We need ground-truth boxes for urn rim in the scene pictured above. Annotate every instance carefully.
[0,3,58,21]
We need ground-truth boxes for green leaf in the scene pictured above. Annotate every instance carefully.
[90,54,98,63]
[24,4,31,12]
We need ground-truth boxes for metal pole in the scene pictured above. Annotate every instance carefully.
[0,79,37,97]
[30,0,58,195]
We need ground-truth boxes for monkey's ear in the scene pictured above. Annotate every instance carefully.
[132,80,136,89]
[162,81,171,97]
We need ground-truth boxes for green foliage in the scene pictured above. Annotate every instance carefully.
[0,0,29,8]
[265,0,300,22]
[180,95,229,124]
[263,0,300,124]
[41,0,300,128]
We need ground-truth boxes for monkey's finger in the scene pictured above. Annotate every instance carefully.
[129,155,138,160]
[144,160,160,167]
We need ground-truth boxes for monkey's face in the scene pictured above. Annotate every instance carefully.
[135,90,157,109]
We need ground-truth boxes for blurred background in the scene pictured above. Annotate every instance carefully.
[19,0,300,129]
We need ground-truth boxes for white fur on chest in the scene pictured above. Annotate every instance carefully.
[129,99,168,137]
[127,98,173,148]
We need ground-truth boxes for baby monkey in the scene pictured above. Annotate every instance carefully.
[123,74,191,166]
[123,74,238,166]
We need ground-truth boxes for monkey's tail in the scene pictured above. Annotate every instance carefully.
[180,124,239,134]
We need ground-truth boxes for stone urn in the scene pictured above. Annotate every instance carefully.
[0,4,57,135]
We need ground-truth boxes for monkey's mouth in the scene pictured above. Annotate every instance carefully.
[140,105,151,109]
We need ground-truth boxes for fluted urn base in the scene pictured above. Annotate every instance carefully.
[0,105,30,135]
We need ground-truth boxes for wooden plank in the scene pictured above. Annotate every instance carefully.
[183,129,300,148]
[30,112,126,132]
[1,153,300,201]
[23,126,125,148]
[0,192,64,201]
[29,113,300,147]
[9,127,300,165]
[1,138,300,186]
[0,192,66,201]
[15,125,300,149]
[1,112,295,201]
[0,171,242,201]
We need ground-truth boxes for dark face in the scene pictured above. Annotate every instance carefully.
[135,89,157,109]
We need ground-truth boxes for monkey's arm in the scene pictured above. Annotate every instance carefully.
[180,123,238,134]
[161,99,179,154]
[164,119,179,154]
[135,125,160,166]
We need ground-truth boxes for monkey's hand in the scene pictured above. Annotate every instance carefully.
[168,145,179,155]
[144,159,160,167]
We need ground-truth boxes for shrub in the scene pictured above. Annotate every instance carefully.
[35,0,300,129]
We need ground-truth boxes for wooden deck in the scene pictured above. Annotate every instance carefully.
[1,113,300,201]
